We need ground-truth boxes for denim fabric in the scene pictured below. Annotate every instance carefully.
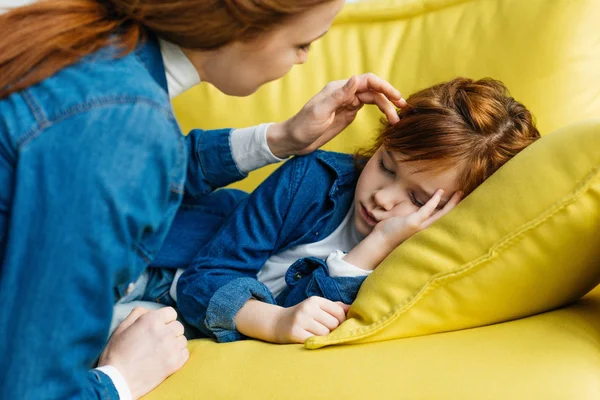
[0,35,244,399]
[121,188,249,306]
[176,151,365,342]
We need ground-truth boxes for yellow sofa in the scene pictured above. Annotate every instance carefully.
[145,0,600,398]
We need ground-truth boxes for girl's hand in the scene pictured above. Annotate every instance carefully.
[373,189,463,249]
[273,297,350,344]
[267,73,407,159]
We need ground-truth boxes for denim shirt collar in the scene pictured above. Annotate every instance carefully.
[133,34,169,95]
[314,151,359,191]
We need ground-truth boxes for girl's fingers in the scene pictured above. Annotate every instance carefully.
[304,318,333,337]
[422,190,463,229]
[416,189,444,221]
[318,298,348,325]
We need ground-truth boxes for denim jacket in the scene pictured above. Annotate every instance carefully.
[0,35,245,399]
[177,151,366,343]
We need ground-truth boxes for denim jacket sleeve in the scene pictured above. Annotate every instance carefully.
[184,128,247,197]
[0,102,184,400]
[281,257,367,308]
[176,154,321,343]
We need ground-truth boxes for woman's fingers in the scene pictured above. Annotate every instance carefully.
[112,306,150,336]
[320,74,405,123]
[354,73,407,107]
[167,320,185,337]
[356,91,400,124]
[155,306,178,323]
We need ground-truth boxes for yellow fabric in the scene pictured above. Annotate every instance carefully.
[145,286,600,400]
[147,0,600,398]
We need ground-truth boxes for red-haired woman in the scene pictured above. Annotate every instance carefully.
[0,1,406,399]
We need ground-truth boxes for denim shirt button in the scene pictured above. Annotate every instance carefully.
[293,272,303,281]
[125,282,136,295]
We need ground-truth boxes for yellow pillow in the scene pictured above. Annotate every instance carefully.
[306,120,600,349]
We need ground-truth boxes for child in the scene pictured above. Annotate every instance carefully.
[144,77,541,344]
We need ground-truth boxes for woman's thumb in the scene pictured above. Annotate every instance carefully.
[329,76,357,103]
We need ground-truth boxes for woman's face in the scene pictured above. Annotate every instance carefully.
[184,0,345,96]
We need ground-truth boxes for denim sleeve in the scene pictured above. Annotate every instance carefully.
[283,258,367,308]
[86,370,120,399]
[0,103,182,400]
[184,128,247,197]
[176,156,312,342]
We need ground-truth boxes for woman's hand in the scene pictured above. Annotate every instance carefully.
[267,73,407,158]
[98,307,189,399]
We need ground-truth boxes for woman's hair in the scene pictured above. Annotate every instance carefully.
[356,77,541,195]
[0,0,334,99]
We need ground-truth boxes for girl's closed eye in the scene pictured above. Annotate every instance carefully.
[378,159,395,176]
[409,192,425,207]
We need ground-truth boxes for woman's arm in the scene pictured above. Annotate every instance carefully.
[0,104,187,400]
[184,74,407,197]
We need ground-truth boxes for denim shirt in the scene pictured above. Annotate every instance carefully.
[0,36,245,399]
[177,151,366,343]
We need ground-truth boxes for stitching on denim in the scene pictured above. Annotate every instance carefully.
[196,131,216,192]
[22,90,49,128]
[311,165,600,346]
[165,118,186,192]
[135,245,152,264]
[17,96,174,149]
[90,370,111,398]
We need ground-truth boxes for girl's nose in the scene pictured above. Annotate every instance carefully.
[372,189,396,211]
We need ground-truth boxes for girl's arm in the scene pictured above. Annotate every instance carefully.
[176,152,331,343]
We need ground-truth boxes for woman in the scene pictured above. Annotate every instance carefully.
[0,1,406,399]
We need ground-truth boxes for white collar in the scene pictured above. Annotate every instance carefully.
[158,38,201,98]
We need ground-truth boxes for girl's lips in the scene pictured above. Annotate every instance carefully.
[360,203,378,226]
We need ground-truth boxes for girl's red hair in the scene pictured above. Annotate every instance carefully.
[358,77,540,195]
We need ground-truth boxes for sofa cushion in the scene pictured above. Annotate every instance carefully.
[144,286,600,400]
[307,120,600,348]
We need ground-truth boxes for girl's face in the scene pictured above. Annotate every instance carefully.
[353,147,463,236]
[184,0,345,96]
